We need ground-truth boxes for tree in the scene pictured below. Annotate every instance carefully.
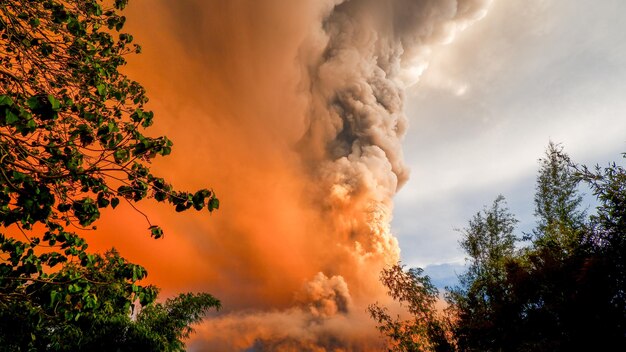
[444,146,593,351]
[370,198,520,352]
[377,144,626,351]
[446,145,625,351]
[369,264,455,352]
[531,141,585,253]
[0,0,219,349]
[502,143,591,351]
[446,195,519,351]
[572,158,626,348]
[492,147,626,351]
[0,249,221,351]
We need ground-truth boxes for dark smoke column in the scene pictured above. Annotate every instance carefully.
[299,0,491,270]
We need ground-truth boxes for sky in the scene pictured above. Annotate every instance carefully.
[87,0,626,349]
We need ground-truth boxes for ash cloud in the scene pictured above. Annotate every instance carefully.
[189,306,382,352]
[299,0,492,269]
[113,0,492,350]
[298,272,352,319]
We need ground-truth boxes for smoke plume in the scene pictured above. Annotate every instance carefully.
[90,0,492,350]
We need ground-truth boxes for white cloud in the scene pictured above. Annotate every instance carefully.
[395,0,626,267]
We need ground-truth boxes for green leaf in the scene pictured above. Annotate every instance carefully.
[208,198,220,212]
[96,84,106,96]
[72,198,100,226]
[68,283,81,293]
[117,185,134,199]
[48,95,61,111]
[50,291,59,307]
[113,148,129,163]
[130,109,143,122]
[66,17,84,36]
[26,96,41,110]
[5,110,18,125]
[192,190,206,210]
[175,203,189,212]
[119,33,133,43]
[141,111,154,127]
[149,225,163,239]
[115,0,129,10]
[29,18,41,27]
[97,194,110,208]
[0,95,13,106]
[20,117,37,135]
[116,16,126,31]
[154,190,167,202]
[111,197,120,209]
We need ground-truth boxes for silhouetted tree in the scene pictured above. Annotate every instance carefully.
[572,158,626,349]
[380,144,626,351]
[497,144,619,351]
[446,144,626,351]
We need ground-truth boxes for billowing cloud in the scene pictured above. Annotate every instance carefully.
[88,0,492,349]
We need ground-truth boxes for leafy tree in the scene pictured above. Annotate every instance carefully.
[531,141,585,253]
[0,249,221,351]
[369,264,454,352]
[446,195,518,351]
[458,195,518,271]
[371,149,626,351]
[443,146,594,351]
[136,292,221,351]
[572,158,626,348]
[497,143,590,351]
[445,145,625,351]
[370,198,519,352]
[0,0,219,349]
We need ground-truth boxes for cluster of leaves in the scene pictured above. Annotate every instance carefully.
[0,0,220,350]
[374,143,626,351]
[0,0,218,234]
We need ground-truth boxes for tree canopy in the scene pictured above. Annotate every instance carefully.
[531,141,586,251]
[446,195,518,351]
[0,0,220,350]
[373,144,626,351]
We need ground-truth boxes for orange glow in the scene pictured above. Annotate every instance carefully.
[84,0,491,349]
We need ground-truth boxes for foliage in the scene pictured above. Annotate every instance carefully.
[0,249,220,351]
[446,195,518,351]
[137,292,221,351]
[0,0,219,350]
[458,195,518,272]
[573,157,626,347]
[531,141,585,252]
[369,264,454,352]
[446,144,626,351]
[376,144,626,351]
